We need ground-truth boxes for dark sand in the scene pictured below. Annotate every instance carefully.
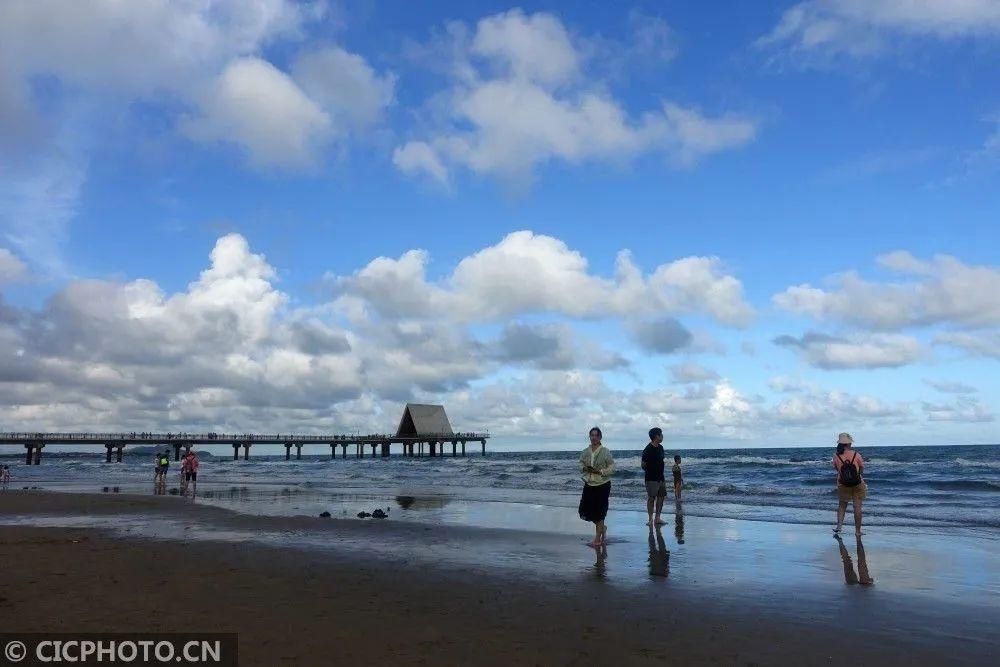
[1,491,997,666]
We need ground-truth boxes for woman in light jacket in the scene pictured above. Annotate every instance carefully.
[579,427,615,547]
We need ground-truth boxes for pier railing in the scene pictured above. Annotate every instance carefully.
[0,430,490,464]
[0,431,489,444]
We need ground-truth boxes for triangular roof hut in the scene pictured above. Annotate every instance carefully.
[395,404,454,438]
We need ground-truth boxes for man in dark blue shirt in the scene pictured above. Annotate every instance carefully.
[641,427,667,526]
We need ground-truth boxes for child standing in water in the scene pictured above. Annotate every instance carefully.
[672,455,683,500]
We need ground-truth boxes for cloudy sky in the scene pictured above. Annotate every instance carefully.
[1,0,998,449]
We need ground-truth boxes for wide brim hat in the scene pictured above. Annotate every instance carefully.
[837,432,853,445]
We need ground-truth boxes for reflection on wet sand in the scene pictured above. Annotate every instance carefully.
[648,526,669,577]
[835,535,874,586]
[674,500,685,544]
[395,495,453,511]
[593,544,608,579]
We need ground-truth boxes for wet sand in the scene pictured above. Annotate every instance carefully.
[1,491,998,666]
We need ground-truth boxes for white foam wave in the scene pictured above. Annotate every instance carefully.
[954,458,1000,470]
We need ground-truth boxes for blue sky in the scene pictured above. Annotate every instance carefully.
[0,1,998,449]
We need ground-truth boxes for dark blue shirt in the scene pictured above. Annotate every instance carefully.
[642,443,666,482]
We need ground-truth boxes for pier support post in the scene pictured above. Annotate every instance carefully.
[295,443,303,460]
[430,441,437,457]
[452,440,457,457]
[232,443,240,461]
[285,443,292,461]
[173,443,182,461]
[33,443,43,465]
[330,444,337,460]
[381,441,390,458]
[24,443,34,465]
[371,443,377,457]
[461,440,466,456]
[341,443,347,459]
[105,444,113,463]
[116,445,124,463]
[356,443,361,458]
[481,439,487,455]
[242,443,250,460]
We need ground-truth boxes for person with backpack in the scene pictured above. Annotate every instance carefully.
[832,432,866,535]
[156,451,170,484]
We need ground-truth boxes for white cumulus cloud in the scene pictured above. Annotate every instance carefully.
[395,9,757,186]
[934,331,1000,359]
[923,397,995,423]
[332,230,754,326]
[182,57,333,169]
[759,0,1000,61]
[773,252,1000,330]
[0,248,28,285]
[773,331,923,369]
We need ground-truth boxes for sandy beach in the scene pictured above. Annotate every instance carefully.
[1,491,997,665]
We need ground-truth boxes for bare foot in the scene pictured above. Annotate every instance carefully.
[655,518,667,526]
[586,540,601,548]
[647,519,653,527]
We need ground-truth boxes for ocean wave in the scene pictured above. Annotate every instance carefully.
[954,458,1000,470]
[680,456,816,466]
[930,480,1000,492]
[704,483,833,497]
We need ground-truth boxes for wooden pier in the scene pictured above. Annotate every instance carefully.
[0,404,489,464]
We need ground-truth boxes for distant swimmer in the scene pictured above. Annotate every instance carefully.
[579,427,614,548]
[833,432,867,536]
[1,465,9,489]
[641,427,668,527]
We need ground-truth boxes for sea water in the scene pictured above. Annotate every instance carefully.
[3,444,999,532]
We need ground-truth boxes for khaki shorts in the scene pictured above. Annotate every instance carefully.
[645,480,667,498]
[838,482,867,503]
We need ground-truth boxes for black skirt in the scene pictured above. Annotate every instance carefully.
[579,481,611,523]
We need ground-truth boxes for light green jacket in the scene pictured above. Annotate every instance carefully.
[579,445,615,486]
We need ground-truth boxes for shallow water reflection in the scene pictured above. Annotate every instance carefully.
[835,534,874,586]
[648,527,669,578]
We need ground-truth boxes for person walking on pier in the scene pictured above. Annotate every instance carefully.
[181,450,199,497]
[579,427,614,548]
